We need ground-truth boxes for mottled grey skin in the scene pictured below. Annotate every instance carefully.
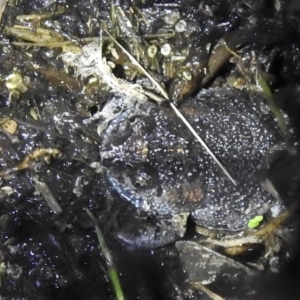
[101,87,283,242]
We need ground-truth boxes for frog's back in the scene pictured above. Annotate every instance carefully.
[182,88,283,230]
[181,88,282,177]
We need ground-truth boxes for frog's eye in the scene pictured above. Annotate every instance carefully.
[127,114,146,125]
[102,112,143,146]
[134,179,146,187]
[129,116,138,124]
[134,170,152,188]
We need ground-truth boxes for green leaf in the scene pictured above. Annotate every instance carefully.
[247,215,264,229]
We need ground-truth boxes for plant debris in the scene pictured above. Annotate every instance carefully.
[0,1,300,299]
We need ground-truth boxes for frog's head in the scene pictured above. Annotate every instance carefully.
[100,107,154,165]
[100,107,161,213]
[100,106,205,215]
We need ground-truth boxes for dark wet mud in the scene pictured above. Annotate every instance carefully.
[1,0,300,299]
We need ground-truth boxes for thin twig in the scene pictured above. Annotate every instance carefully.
[0,148,60,177]
[32,176,62,214]
[256,74,289,139]
[0,0,8,24]
[190,282,225,300]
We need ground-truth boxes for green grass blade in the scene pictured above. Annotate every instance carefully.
[86,208,125,300]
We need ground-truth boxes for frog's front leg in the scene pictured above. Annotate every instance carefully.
[104,167,205,215]
[104,168,204,249]
[116,213,189,250]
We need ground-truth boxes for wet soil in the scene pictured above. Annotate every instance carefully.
[1,0,300,299]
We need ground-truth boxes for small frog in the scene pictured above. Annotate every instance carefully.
[100,87,284,249]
